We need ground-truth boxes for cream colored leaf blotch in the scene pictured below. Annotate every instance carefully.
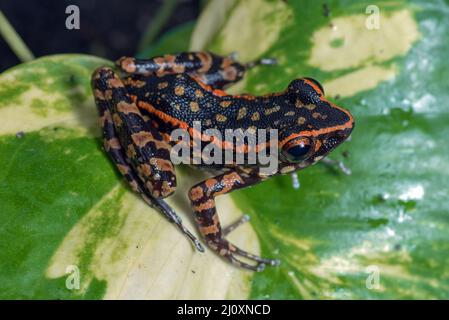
[308,9,419,97]
[46,172,258,300]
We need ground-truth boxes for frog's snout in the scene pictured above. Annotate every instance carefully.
[322,126,353,154]
[337,125,354,139]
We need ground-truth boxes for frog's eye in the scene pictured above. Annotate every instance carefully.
[303,77,324,95]
[281,136,314,163]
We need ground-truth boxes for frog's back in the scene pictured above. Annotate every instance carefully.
[127,73,300,134]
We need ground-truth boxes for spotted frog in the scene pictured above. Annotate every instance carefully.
[91,51,354,271]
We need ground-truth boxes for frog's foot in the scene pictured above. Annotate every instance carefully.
[228,51,277,68]
[228,51,239,62]
[228,51,278,68]
[321,157,352,175]
[209,238,280,272]
[189,170,280,271]
[245,57,278,69]
[290,172,301,190]
[222,214,250,236]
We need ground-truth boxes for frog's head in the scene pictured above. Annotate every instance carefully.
[278,78,354,168]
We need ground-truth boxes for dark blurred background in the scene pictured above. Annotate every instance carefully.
[0,0,201,72]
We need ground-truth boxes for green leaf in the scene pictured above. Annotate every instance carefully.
[192,0,449,298]
[2,0,449,300]
[0,55,258,299]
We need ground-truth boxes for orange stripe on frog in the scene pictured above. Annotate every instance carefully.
[138,100,271,154]
[304,78,354,128]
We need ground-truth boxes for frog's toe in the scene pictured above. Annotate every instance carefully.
[321,157,352,175]
[226,250,279,271]
[246,57,278,68]
[233,245,280,267]
[209,238,279,271]
[228,255,266,272]
[222,214,250,236]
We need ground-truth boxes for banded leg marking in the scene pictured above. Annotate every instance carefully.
[189,171,280,271]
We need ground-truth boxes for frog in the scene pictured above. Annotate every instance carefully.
[91,51,354,272]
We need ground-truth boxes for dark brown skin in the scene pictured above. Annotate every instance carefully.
[91,51,354,271]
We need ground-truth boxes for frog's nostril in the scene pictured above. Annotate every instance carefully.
[337,127,353,138]
[337,130,346,138]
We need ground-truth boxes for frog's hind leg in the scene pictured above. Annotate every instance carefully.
[188,170,280,271]
[92,67,204,252]
[116,52,276,90]
[116,52,230,77]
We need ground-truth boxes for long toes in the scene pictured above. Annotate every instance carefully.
[259,57,278,65]
[233,246,280,266]
[150,197,205,252]
[222,214,250,236]
[338,161,352,175]
[322,158,352,176]
[246,57,278,68]
[209,238,279,271]
[228,255,266,272]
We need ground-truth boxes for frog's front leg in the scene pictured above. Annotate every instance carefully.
[188,170,280,271]
[288,158,351,190]
[92,67,204,252]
